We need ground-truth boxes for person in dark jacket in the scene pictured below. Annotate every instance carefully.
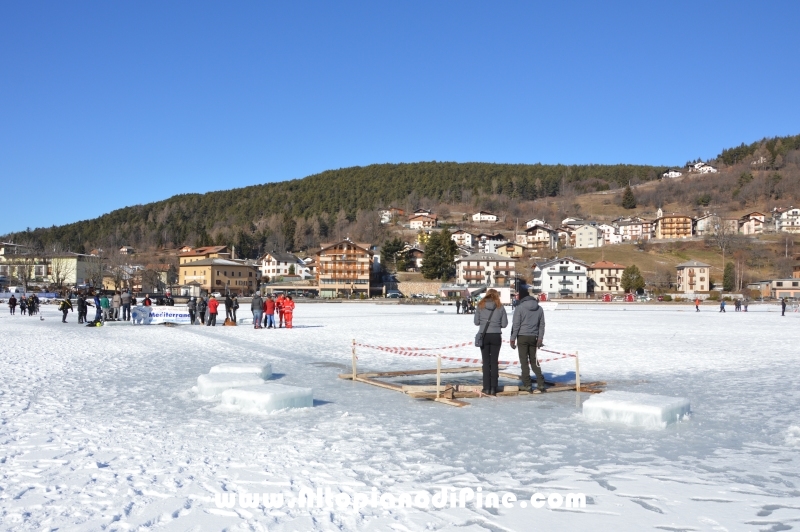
[510,287,547,393]
[76,294,87,323]
[474,289,509,396]
[251,292,264,329]
[58,297,73,323]
[225,295,233,321]
[231,295,239,322]
[8,294,16,315]
[93,293,102,322]
[187,297,197,324]
[197,296,207,325]
[782,298,787,316]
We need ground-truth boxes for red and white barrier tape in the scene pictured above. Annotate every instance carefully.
[354,340,577,365]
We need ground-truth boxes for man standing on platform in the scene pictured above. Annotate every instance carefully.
[509,287,547,394]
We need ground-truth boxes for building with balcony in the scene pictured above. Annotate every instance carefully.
[516,225,557,250]
[533,257,589,299]
[455,252,517,287]
[588,261,626,294]
[654,212,694,239]
[525,218,549,229]
[178,258,258,295]
[450,229,476,249]
[472,211,499,223]
[739,212,765,235]
[495,242,525,259]
[258,251,309,281]
[675,260,710,294]
[778,207,800,234]
[315,239,377,298]
[409,214,438,229]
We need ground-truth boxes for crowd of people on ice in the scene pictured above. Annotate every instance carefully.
[183,293,296,328]
[5,293,42,316]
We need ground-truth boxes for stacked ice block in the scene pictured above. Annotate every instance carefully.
[583,390,690,429]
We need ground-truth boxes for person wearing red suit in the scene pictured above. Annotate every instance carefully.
[276,294,286,328]
[206,295,219,326]
[283,295,296,328]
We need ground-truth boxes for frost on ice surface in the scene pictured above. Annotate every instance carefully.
[583,390,690,429]
[219,383,313,413]
[196,373,267,398]
[209,362,272,379]
[787,426,800,446]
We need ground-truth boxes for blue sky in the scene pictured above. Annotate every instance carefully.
[1,1,798,235]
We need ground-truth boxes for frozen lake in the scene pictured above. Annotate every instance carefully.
[1,302,799,531]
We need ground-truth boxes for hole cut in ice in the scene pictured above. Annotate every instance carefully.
[197,373,268,398]
[583,390,690,429]
[219,383,313,413]
[209,362,272,379]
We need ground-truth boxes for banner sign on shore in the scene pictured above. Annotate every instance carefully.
[131,306,191,325]
[0,292,58,299]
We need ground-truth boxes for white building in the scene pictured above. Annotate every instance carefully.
[574,224,604,248]
[455,252,517,288]
[597,223,622,245]
[662,169,683,178]
[472,211,499,223]
[615,218,652,241]
[694,213,718,236]
[739,212,765,235]
[259,252,309,280]
[533,257,589,299]
[687,161,718,173]
[778,208,800,234]
[516,225,558,251]
[450,229,476,249]
[525,218,549,229]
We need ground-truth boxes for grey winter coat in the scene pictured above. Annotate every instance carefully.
[251,294,264,311]
[197,298,207,312]
[473,301,508,334]
[187,299,197,311]
[510,296,545,341]
[120,292,131,305]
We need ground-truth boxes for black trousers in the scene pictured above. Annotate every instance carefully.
[199,311,206,324]
[480,333,502,390]
[517,335,545,390]
[208,313,217,326]
[62,309,69,322]
[189,310,196,324]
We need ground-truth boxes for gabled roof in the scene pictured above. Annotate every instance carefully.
[456,252,517,262]
[476,233,505,239]
[261,251,300,263]
[676,260,710,268]
[180,258,255,267]
[536,257,590,269]
[590,261,626,269]
[316,239,373,256]
[524,225,556,233]
[179,245,229,257]
[451,229,475,236]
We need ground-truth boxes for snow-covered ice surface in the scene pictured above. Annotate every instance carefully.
[219,383,314,414]
[196,373,268,399]
[583,391,691,429]
[1,303,800,531]
[209,362,273,379]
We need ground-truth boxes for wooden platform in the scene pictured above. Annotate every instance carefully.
[338,366,605,407]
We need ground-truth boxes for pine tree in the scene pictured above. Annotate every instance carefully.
[421,230,457,281]
[622,185,637,209]
[723,262,735,292]
[621,264,645,293]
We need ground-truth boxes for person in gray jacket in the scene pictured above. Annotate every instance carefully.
[120,290,132,321]
[187,297,197,324]
[251,292,264,329]
[474,289,509,396]
[510,288,546,393]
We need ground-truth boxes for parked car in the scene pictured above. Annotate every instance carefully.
[386,290,403,298]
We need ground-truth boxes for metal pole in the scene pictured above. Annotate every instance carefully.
[436,355,441,399]
[352,339,357,380]
[575,351,581,393]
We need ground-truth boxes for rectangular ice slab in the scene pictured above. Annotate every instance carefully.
[219,383,313,413]
[209,362,272,379]
[583,391,690,429]
[197,373,267,398]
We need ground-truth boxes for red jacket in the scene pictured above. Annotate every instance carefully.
[207,298,219,313]
[276,296,285,311]
[264,299,275,314]
[284,300,295,313]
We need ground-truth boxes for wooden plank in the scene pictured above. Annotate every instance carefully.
[340,366,481,379]
[407,391,480,399]
[354,376,404,392]
[434,397,470,407]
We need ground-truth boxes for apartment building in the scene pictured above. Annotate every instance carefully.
[455,252,517,287]
[533,257,589,298]
[315,239,376,298]
[516,225,558,251]
[675,260,710,293]
[588,261,626,294]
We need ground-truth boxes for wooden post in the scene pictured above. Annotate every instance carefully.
[352,339,357,380]
[575,352,580,393]
[436,355,441,399]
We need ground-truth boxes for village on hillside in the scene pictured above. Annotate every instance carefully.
[1,196,799,304]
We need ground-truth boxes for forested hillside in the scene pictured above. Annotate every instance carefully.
[3,162,662,257]
[4,133,800,259]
